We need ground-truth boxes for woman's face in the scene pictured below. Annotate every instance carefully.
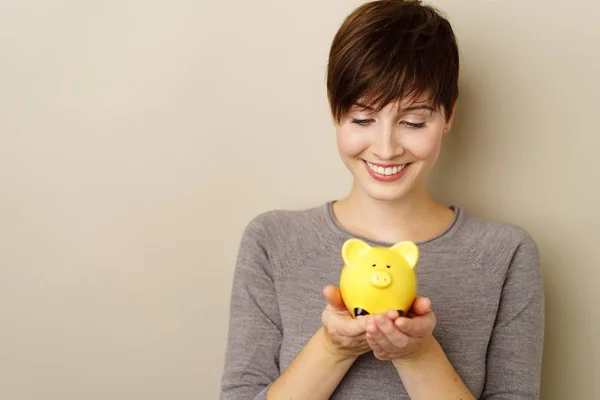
[335,97,454,202]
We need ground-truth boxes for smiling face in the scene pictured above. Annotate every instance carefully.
[325,1,460,203]
[335,97,455,202]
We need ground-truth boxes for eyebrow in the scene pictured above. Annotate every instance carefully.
[352,102,435,112]
[401,105,436,112]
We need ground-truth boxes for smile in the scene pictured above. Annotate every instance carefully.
[365,161,407,176]
[362,160,412,183]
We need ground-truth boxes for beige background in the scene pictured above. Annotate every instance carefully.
[1,0,598,399]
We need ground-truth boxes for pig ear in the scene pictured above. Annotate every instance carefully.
[390,241,419,268]
[341,238,370,265]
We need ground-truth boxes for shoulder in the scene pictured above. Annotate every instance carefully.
[455,208,540,270]
[458,209,537,247]
[236,203,334,277]
[239,202,331,248]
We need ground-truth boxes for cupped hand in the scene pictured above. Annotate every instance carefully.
[364,296,436,362]
[320,285,371,360]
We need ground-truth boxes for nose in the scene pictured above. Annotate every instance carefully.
[370,270,392,289]
[372,124,404,160]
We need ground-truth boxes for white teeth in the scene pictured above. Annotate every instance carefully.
[367,161,406,176]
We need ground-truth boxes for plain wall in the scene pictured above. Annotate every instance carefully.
[1,0,598,398]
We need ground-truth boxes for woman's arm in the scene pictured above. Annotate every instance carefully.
[393,337,475,399]
[364,299,475,400]
[220,216,370,400]
[267,286,371,399]
[365,231,544,399]
[266,327,356,399]
[220,217,285,400]
[480,233,545,399]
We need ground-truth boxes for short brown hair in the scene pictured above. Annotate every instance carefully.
[326,0,459,123]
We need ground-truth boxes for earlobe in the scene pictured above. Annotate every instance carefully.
[444,101,458,133]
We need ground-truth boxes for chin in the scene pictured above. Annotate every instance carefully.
[351,164,422,202]
[356,180,415,202]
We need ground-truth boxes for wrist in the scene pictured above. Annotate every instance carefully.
[392,335,437,370]
[317,326,360,364]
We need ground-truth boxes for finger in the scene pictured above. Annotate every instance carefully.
[375,313,409,349]
[384,309,400,320]
[356,314,373,330]
[395,311,436,338]
[370,315,401,352]
[340,319,368,337]
[411,296,431,315]
[332,314,369,337]
[365,331,385,354]
[322,285,347,311]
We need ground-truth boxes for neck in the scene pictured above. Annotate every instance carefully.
[333,181,453,243]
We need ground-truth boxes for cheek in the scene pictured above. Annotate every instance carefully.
[336,128,369,157]
[404,131,443,159]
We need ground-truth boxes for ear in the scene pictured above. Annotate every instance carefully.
[341,238,371,265]
[443,101,457,135]
[389,241,419,269]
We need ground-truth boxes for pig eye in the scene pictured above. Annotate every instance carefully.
[386,265,391,268]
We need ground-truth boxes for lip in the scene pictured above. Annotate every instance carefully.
[364,161,406,168]
[362,159,412,182]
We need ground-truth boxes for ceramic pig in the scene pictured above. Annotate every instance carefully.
[339,238,419,318]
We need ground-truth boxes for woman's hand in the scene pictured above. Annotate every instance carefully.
[320,285,371,360]
[364,296,436,362]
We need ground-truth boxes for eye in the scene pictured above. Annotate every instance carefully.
[386,265,391,268]
[403,121,426,129]
[351,118,374,127]
[372,263,376,267]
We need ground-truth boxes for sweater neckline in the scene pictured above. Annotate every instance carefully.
[322,200,464,247]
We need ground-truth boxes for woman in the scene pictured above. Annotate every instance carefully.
[220,1,545,399]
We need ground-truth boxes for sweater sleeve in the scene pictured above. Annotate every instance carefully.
[220,216,283,400]
[481,232,545,399]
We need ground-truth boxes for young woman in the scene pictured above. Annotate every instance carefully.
[220,1,545,399]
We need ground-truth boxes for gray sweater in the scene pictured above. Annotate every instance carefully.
[220,202,545,399]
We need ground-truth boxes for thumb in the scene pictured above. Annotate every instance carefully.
[411,296,432,315]
[323,285,347,311]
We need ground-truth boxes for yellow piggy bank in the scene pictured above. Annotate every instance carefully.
[339,238,419,318]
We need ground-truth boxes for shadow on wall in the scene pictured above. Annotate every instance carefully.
[425,76,477,212]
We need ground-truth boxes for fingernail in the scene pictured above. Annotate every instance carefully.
[376,315,385,324]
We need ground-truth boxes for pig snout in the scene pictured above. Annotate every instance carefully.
[370,270,392,288]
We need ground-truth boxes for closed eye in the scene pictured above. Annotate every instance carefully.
[351,119,426,129]
[351,118,374,127]
[404,121,426,129]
